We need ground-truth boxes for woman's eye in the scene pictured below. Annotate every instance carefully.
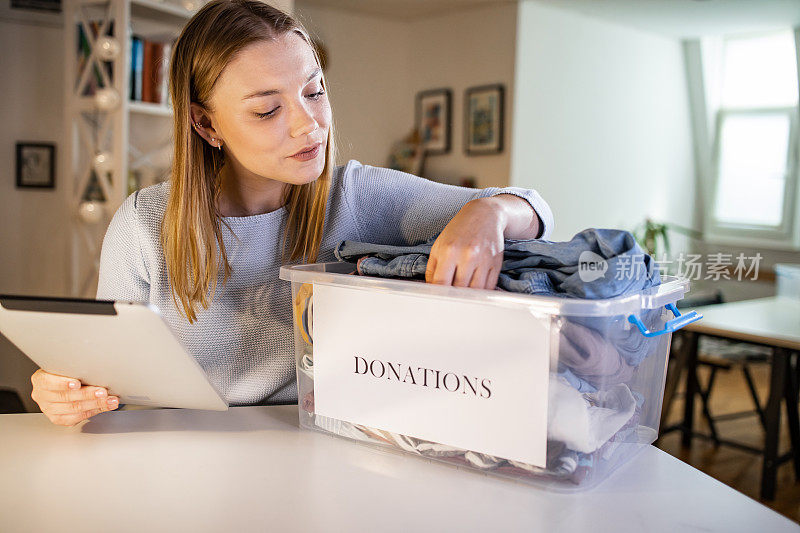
[255,108,279,119]
[255,91,325,119]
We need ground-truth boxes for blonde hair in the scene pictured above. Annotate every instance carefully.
[162,0,335,323]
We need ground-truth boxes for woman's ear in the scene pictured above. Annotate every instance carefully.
[189,102,223,148]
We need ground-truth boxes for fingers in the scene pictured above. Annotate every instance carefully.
[485,266,501,290]
[45,395,119,415]
[428,254,493,288]
[468,267,488,289]
[475,257,503,290]
[36,385,108,404]
[425,252,456,285]
[43,398,118,427]
[427,230,503,289]
[31,370,118,427]
[428,241,475,287]
[32,369,80,391]
[466,267,500,290]
[428,258,457,286]
[453,263,475,287]
[425,255,437,284]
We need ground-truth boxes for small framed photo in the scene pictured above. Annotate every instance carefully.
[16,142,56,189]
[11,0,60,11]
[416,88,452,156]
[0,0,61,27]
[465,84,504,155]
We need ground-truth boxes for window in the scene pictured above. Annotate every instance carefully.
[714,111,792,227]
[706,30,799,241]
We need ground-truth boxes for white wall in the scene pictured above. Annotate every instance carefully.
[0,20,70,298]
[510,0,696,244]
[295,1,518,189]
[0,20,67,411]
[294,3,411,169]
[405,3,517,188]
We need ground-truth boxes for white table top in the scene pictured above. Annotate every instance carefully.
[0,405,796,533]
[686,296,800,350]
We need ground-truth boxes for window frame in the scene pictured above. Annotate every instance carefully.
[707,106,798,243]
[696,28,800,250]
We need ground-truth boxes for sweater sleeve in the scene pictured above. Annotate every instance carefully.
[96,191,151,302]
[339,159,554,246]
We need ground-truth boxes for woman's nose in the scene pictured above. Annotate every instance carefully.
[290,101,318,138]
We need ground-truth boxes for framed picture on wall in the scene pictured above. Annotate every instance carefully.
[416,88,452,156]
[0,0,62,27]
[465,84,504,155]
[16,142,56,189]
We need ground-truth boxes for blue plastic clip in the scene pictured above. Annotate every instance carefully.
[627,303,703,338]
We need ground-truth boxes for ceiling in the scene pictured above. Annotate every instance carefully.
[296,0,515,21]
[297,0,800,37]
[531,0,800,39]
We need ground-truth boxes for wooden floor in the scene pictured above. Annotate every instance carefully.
[655,361,800,524]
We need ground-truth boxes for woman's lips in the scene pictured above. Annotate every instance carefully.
[290,142,322,161]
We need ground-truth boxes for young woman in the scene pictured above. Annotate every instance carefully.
[30,0,553,426]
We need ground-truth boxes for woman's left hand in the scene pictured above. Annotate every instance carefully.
[425,197,506,290]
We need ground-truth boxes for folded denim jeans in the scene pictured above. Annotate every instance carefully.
[334,228,663,374]
[335,228,661,298]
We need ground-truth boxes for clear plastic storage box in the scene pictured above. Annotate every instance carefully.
[775,263,800,300]
[279,262,700,491]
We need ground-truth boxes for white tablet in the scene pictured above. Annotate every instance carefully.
[0,295,228,411]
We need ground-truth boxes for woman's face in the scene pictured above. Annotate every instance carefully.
[199,32,331,186]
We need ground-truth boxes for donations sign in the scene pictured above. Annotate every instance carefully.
[312,283,551,467]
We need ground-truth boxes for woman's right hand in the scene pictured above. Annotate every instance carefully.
[30,369,120,427]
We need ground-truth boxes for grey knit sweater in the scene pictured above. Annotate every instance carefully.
[96,160,554,405]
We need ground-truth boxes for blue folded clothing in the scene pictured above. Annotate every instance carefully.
[335,228,660,298]
[335,228,663,368]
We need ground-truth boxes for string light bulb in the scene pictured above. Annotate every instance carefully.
[96,37,120,60]
[94,88,120,111]
[78,201,104,224]
[93,152,114,174]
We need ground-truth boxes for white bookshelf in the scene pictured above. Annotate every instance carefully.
[128,100,173,117]
[63,0,195,297]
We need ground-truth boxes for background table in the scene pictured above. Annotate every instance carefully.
[684,296,800,350]
[1,405,797,532]
[662,296,800,500]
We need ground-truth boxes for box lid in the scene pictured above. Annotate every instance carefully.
[775,263,800,279]
[280,262,690,317]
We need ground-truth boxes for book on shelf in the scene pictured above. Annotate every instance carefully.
[142,39,153,103]
[130,35,174,107]
[75,21,175,107]
[130,35,143,101]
